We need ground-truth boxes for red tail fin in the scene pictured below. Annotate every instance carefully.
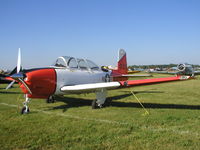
[111,49,128,81]
[117,49,128,74]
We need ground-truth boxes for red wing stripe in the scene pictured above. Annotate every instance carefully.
[119,76,189,86]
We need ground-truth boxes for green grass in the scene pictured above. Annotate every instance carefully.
[0,74,200,150]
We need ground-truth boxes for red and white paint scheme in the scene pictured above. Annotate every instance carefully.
[7,48,191,114]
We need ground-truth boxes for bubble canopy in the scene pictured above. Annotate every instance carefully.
[53,56,100,71]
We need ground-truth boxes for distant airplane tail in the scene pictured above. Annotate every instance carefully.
[116,49,128,74]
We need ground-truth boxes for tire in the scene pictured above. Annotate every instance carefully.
[46,96,55,103]
[46,98,51,103]
[21,107,30,114]
[92,99,97,109]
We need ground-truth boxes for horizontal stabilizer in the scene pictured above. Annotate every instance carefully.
[149,71,178,74]
[121,74,152,77]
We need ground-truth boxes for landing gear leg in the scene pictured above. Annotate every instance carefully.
[92,89,107,109]
[21,95,30,114]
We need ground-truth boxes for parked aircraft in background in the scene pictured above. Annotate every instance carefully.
[128,70,141,74]
[0,74,8,83]
[148,63,200,77]
[101,50,151,78]
[102,66,141,74]
[0,68,17,84]
[6,48,192,114]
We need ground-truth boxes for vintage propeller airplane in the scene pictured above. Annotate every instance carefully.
[5,48,192,114]
[148,63,200,77]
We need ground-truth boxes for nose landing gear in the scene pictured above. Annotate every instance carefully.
[21,95,30,114]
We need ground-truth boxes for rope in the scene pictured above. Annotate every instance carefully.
[131,91,150,116]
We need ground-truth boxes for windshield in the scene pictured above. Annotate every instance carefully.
[54,57,67,67]
[77,59,88,70]
[86,59,99,70]
[53,56,99,71]
[68,58,78,69]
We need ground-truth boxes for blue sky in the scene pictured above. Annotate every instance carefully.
[0,0,200,70]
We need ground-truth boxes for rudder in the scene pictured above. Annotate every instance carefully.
[117,49,128,74]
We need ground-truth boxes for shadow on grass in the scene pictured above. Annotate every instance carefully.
[119,90,164,94]
[0,91,21,94]
[50,93,132,112]
[51,92,200,112]
[107,101,200,110]
[0,86,7,89]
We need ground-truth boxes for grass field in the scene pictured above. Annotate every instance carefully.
[0,74,200,150]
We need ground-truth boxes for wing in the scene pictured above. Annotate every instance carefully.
[61,82,121,93]
[61,75,190,93]
[112,73,152,77]
[194,71,200,75]
[118,75,190,87]
[149,71,178,74]
[0,76,15,83]
[150,70,200,76]
[128,70,140,74]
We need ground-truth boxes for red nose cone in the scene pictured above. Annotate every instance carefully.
[20,69,56,99]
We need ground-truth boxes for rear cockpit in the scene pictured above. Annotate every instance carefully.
[53,56,100,71]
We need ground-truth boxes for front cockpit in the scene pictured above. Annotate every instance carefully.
[53,56,100,71]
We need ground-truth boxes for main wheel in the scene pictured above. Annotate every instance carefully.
[92,99,98,109]
[21,107,30,114]
[46,96,55,103]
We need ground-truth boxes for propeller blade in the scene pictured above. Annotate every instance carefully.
[10,72,32,95]
[6,48,32,95]
[6,80,15,90]
[17,48,21,73]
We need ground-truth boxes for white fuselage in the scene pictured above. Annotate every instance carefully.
[55,68,111,95]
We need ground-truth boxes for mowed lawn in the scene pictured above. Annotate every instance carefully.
[0,74,200,150]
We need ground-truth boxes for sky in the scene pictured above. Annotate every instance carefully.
[0,0,200,70]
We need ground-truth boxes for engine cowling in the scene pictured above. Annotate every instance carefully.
[177,63,194,76]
